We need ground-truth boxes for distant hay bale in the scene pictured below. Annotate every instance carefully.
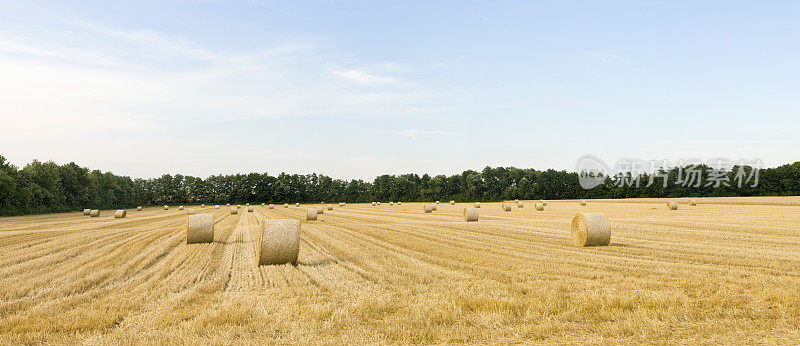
[580,200,587,206]
[436,201,440,204]
[246,203,250,206]
[258,219,300,265]
[237,205,241,208]
[230,207,238,215]
[390,202,394,206]
[515,199,519,203]
[377,202,381,206]
[317,206,324,214]
[690,200,697,206]
[248,206,254,212]
[339,202,345,207]
[424,205,433,213]
[327,204,333,211]
[295,203,300,207]
[450,200,455,205]
[284,203,289,208]
[667,201,678,210]
[114,210,126,218]
[540,200,547,206]
[306,208,318,220]
[215,205,220,209]
[186,214,214,244]
[431,204,437,211]
[226,203,230,206]
[463,207,478,222]
[535,203,544,211]
[372,202,376,206]
[83,209,91,216]
[136,206,142,211]
[201,204,205,208]
[90,209,100,217]
[501,203,511,212]
[474,202,481,208]
[269,204,274,209]
[179,206,184,210]
[571,213,611,247]
[164,205,169,210]
[187,209,196,215]
[262,203,265,206]
[398,202,402,205]
[517,201,524,208]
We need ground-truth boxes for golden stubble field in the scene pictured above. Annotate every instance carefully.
[1,198,800,343]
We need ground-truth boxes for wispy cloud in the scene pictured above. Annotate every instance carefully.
[394,130,451,139]
[332,69,396,85]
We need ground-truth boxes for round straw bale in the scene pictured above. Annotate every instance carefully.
[390,202,394,206]
[187,209,196,215]
[398,202,402,205]
[317,206,324,214]
[187,214,214,244]
[237,205,241,208]
[571,213,611,246]
[284,203,289,208]
[463,207,478,222]
[164,205,169,210]
[424,205,433,213]
[262,203,265,206]
[230,207,238,215]
[580,200,587,206]
[474,202,481,208]
[246,203,250,206]
[215,205,220,209]
[114,210,126,218]
[306,208,318,220]
[517,201,524,208]
[201,204,205,208]
[137,206,142,211]
[269,204,274,209]
[90,209,100,217]
[667,201,678,210]
[179,206,184,210]
[450,200,455,205]
[83,208,91,216]
[431,204,437,211]
[535,203,544,211]
[339,202,346,207]
[501,203,511,212]
[540,200,547,206]
[436,201,440,204]
[295,203,300,207]
[515,199,519,203]
[327,204,333,211]
[377,202,381,206]
[258,219,300,265]
[226,203,230,206]
[248,206,254,212]
[372,202,376,206]
[690,200,697,206]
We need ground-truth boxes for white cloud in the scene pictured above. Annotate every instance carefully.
[332,69,396,85]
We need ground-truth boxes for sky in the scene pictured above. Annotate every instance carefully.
[1,1,799,180]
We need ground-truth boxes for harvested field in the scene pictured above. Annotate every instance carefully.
[1,198,800,343]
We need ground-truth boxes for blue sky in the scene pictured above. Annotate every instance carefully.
[1,1,799,179]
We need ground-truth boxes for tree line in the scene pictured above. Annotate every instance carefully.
[1,154,799,216]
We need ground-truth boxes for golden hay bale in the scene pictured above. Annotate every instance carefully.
[372,202,376,206]
[187,209,196,215]
[230,207,238,215]
[226,203,230,206]
[295,203,300,207]
[431,204,437,211]
[535,203,544,211]
[474,202,481,208]
[179,206,184,210]
[248,206,254,212]
[515,199,519,203]
[450,200,455,205]
[246,203,250,206]
[215,205,220,209]
[114,210,126,218]
[327,204,333,211]
[317,206,324,214]
[187,214,214,244]
[501,203,511,212]
[136,206,142,211]
[90,209,100,217]
[540,200,547,206]
[258,219,300,265]
[667,201,678,210]
[390,202,394,206]
[424,205,433,213]
[571,213,611,246]
[306,208,318,220]
[83,208,91,216]
[237,205,241,208]
[690,200,697,206]
[436,201,440,204]
[284,203,289,208]
[201,204,205,208]
[463,207,478,222]
[377,202,381,206]
[339,202,345,207]
[580,200,587,206]
[164,205,169,210]
[262,203,265,206]
[269,204,274,209]
[517,201,524,208]
[398,202,402,205]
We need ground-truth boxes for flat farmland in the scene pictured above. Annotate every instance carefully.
[1,199,799,343]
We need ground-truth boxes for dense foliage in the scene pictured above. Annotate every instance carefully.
[1,154,798,216]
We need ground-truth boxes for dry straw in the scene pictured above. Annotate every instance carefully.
[284,203,289,208]
[215,205,220,209]
[436,201,440,204]
[571,213,611,246]
[450,200,455,205]
[248,206,254,212]
[580,200,587,206]
[535,203,544,211]
[372,202,376,206]
[306,208,318,220]
[187,209,196,215]
[424,205,433,213]
[83,209,91,216]
[317,206,324,214]
[377,202,381,206]
[431,204,437,211]
[463,207,478,222]
[517,201,524,208]
[90,209,100,217]
[164,205,169,210]
[668,201,678,210]
[186,214,214,244]
[390,202,394,206]
[262,203,265,206]
[474,202,481,208]
[295,203,300,207]
[540,200,547,206]
[398,202,402,205]
[179,206,184,210]
[515,199,519,203]
[246,203,250,206]
[501,203,511,212]
[258,219,300,265]
[201,204,205,208]
[114,210,126,218]
[327,204,333,211]
[690,200,697,206]
[230,207,238,215]
[269,204,274,209]
[137,206,142,211]
[339,202,345,207]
